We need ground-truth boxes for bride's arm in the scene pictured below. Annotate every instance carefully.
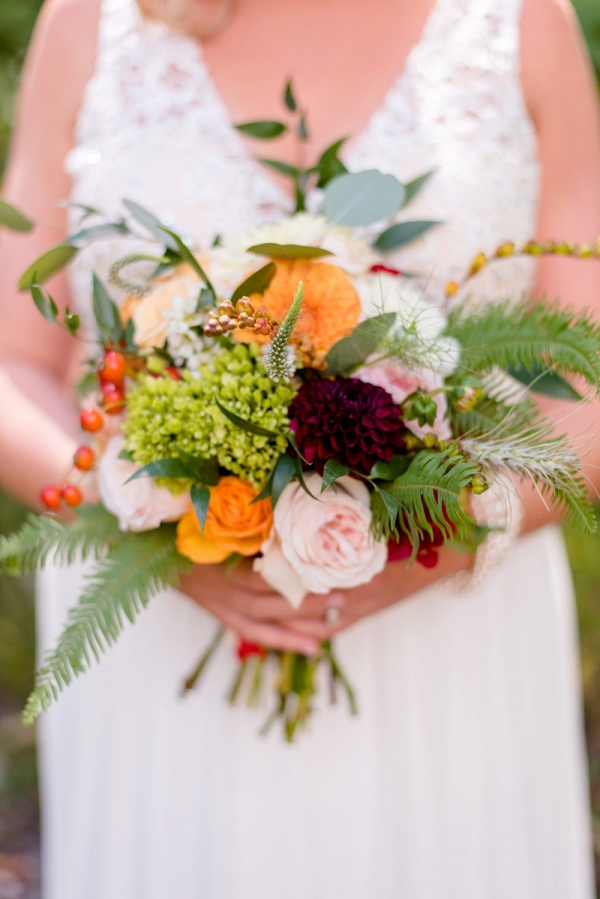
[0,0,102,506]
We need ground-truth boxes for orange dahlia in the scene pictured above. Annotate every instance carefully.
[237,259,361,366]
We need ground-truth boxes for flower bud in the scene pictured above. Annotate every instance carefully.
[452,386,483,413]
[217,301,236,317]
[471,475,489,495]
[495,242,515,258]
[147,355,167,374]
[469,252,488,275]
[422,433,438,448]
[235,297,254,315]
[445,280,459,298]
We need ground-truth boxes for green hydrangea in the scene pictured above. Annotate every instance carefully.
[123,342,295,486]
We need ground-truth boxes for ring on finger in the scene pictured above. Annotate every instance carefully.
[325,607,341,624]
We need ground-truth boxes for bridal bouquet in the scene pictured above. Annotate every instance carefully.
[2,84,599,739]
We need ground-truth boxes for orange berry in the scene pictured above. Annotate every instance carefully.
[80,408,104,432]
[165,366,182,382]
[61,484,83,507]
[101,383,126,415]
[40,486,62,510]
[74,446,95,471]
[100,350,127,384]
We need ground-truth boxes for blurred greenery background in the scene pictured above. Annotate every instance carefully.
[0,0,600,883]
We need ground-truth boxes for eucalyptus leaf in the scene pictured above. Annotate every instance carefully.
[246,243,334,260]
[215,399,282,439]
[370,455,411,481]
[0,199,34,233]
[68,222,130,243]
[125,458,190,484]
[506,363,582,400]
[191,485,211,530]
[259,159,300,178]
[125,318,136,351]
[283,79,297,112]
[323,170,405,227]
[19,244,78,290]
[402,170,435,207]
[231,262,277,303]
[174,445,220,486]
[326,312,397,374]
[235,121,287,139]
[315,138,349,188]
[321,460,350,492]
[122,199,179,252]
[31,284,58,324]
[93,274,123,341]
[374,220,441,252]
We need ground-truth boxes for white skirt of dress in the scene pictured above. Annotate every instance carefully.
[36,525,594,899]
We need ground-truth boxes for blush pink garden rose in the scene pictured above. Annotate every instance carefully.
[98,436,190,532]
[354,359,452,442]
[254,473,388,608]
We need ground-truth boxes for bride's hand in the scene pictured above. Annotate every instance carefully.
[179,560,341,655]
[279,547,474,643]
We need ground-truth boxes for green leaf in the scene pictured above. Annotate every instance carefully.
[19,244,78,290]
[77,371,98,397]
[372,483,402,530]
[125,458,190,483]
[122,199,179,252]
[68,222,130,243]
[284,79,297,112]
[315,138,349,189]
[158,227,216,299]
[235,120,287,139]
[93,274,123,341]
[125,317,136,351]
[287,429,308,463]
[374,220,441,252]
[190,484,211,530]
[271,454,297,507]
[31,284,58,324]
[0,199,34,233]
[231,261,277,303]
[298,113,309,142]
[321,459,350,492]
[258,159,300,178]
[323,170,406,227]
[118,449,134,462]
[293,455,320,500]
[247,243,334,260]
[326,312,397,374]
[22,525,191,724]
[446,298,600,394]
[215,399,282,439]
[64,308,81,335]
[174,445,220,485]
[401,170,435,207]
[196,287,215,310]
[370,454,411,480]
[506,364,582,401]
[0,504,120,577]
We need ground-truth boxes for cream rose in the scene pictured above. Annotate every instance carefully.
[132,270,200,350]
[254,474,387,608]
[354,360,452,442]
[98,436,190,532]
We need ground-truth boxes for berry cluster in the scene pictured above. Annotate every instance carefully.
[204,297,279,338]
[40,446,95,510]
[98,350,127,415]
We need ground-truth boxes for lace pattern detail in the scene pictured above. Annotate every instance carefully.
[66,0,540,321]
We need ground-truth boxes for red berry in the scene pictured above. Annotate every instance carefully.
[60,484,83,507]
[40,486,62,510]
[237,640,267,662]
[74,446,95,471]
[80,408,104,432]
[164,366,182,382]
[100,350,127,384]
[101,383,126,415]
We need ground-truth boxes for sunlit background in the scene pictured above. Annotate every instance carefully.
[0,0,599,891]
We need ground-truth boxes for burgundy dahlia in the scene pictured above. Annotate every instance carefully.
[289,377,406,475]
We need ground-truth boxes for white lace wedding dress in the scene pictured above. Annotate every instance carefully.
[36,0,595,896]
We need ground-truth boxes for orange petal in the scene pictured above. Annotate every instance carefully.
[176,511,230,564]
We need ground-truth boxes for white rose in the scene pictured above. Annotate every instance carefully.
[98,436,190,532]
[254,474,387,608]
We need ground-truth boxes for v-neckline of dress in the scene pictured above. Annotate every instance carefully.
[181,0,447,205]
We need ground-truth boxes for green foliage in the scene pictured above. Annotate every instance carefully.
[262,280,303,382]
[231,261,276,303]
[374,220,440,251]
[0,198,33,232]
[235,120,287,139]
[573,0,600,80]
[18,243,78,289]
[323,169,406,227]
[446,298,600,391]
[23,525,191,724]
[0,505,121,576]
[450,389,538,439]
[326,313,397,374]
[246,243,333,260]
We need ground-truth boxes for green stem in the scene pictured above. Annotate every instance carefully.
[247,655,266,708]
[180,626,225,695]
[227,658,249,705]
[323,640,358,716]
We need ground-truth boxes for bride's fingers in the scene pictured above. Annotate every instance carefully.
[239,592,341,620]
[279,616,352,640]
[201,598,320,655]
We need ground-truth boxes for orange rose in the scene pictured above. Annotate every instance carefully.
[176,477,273,564]
[236,259,361,365]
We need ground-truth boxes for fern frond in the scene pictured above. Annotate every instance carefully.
[451,393,539,440]
[460,434,596,532]
[0,505,120,576]
[446,298,600,391]
[387,450,478,544]
[22,524,192,724]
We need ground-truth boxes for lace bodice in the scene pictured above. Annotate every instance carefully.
[66,0,540,316]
